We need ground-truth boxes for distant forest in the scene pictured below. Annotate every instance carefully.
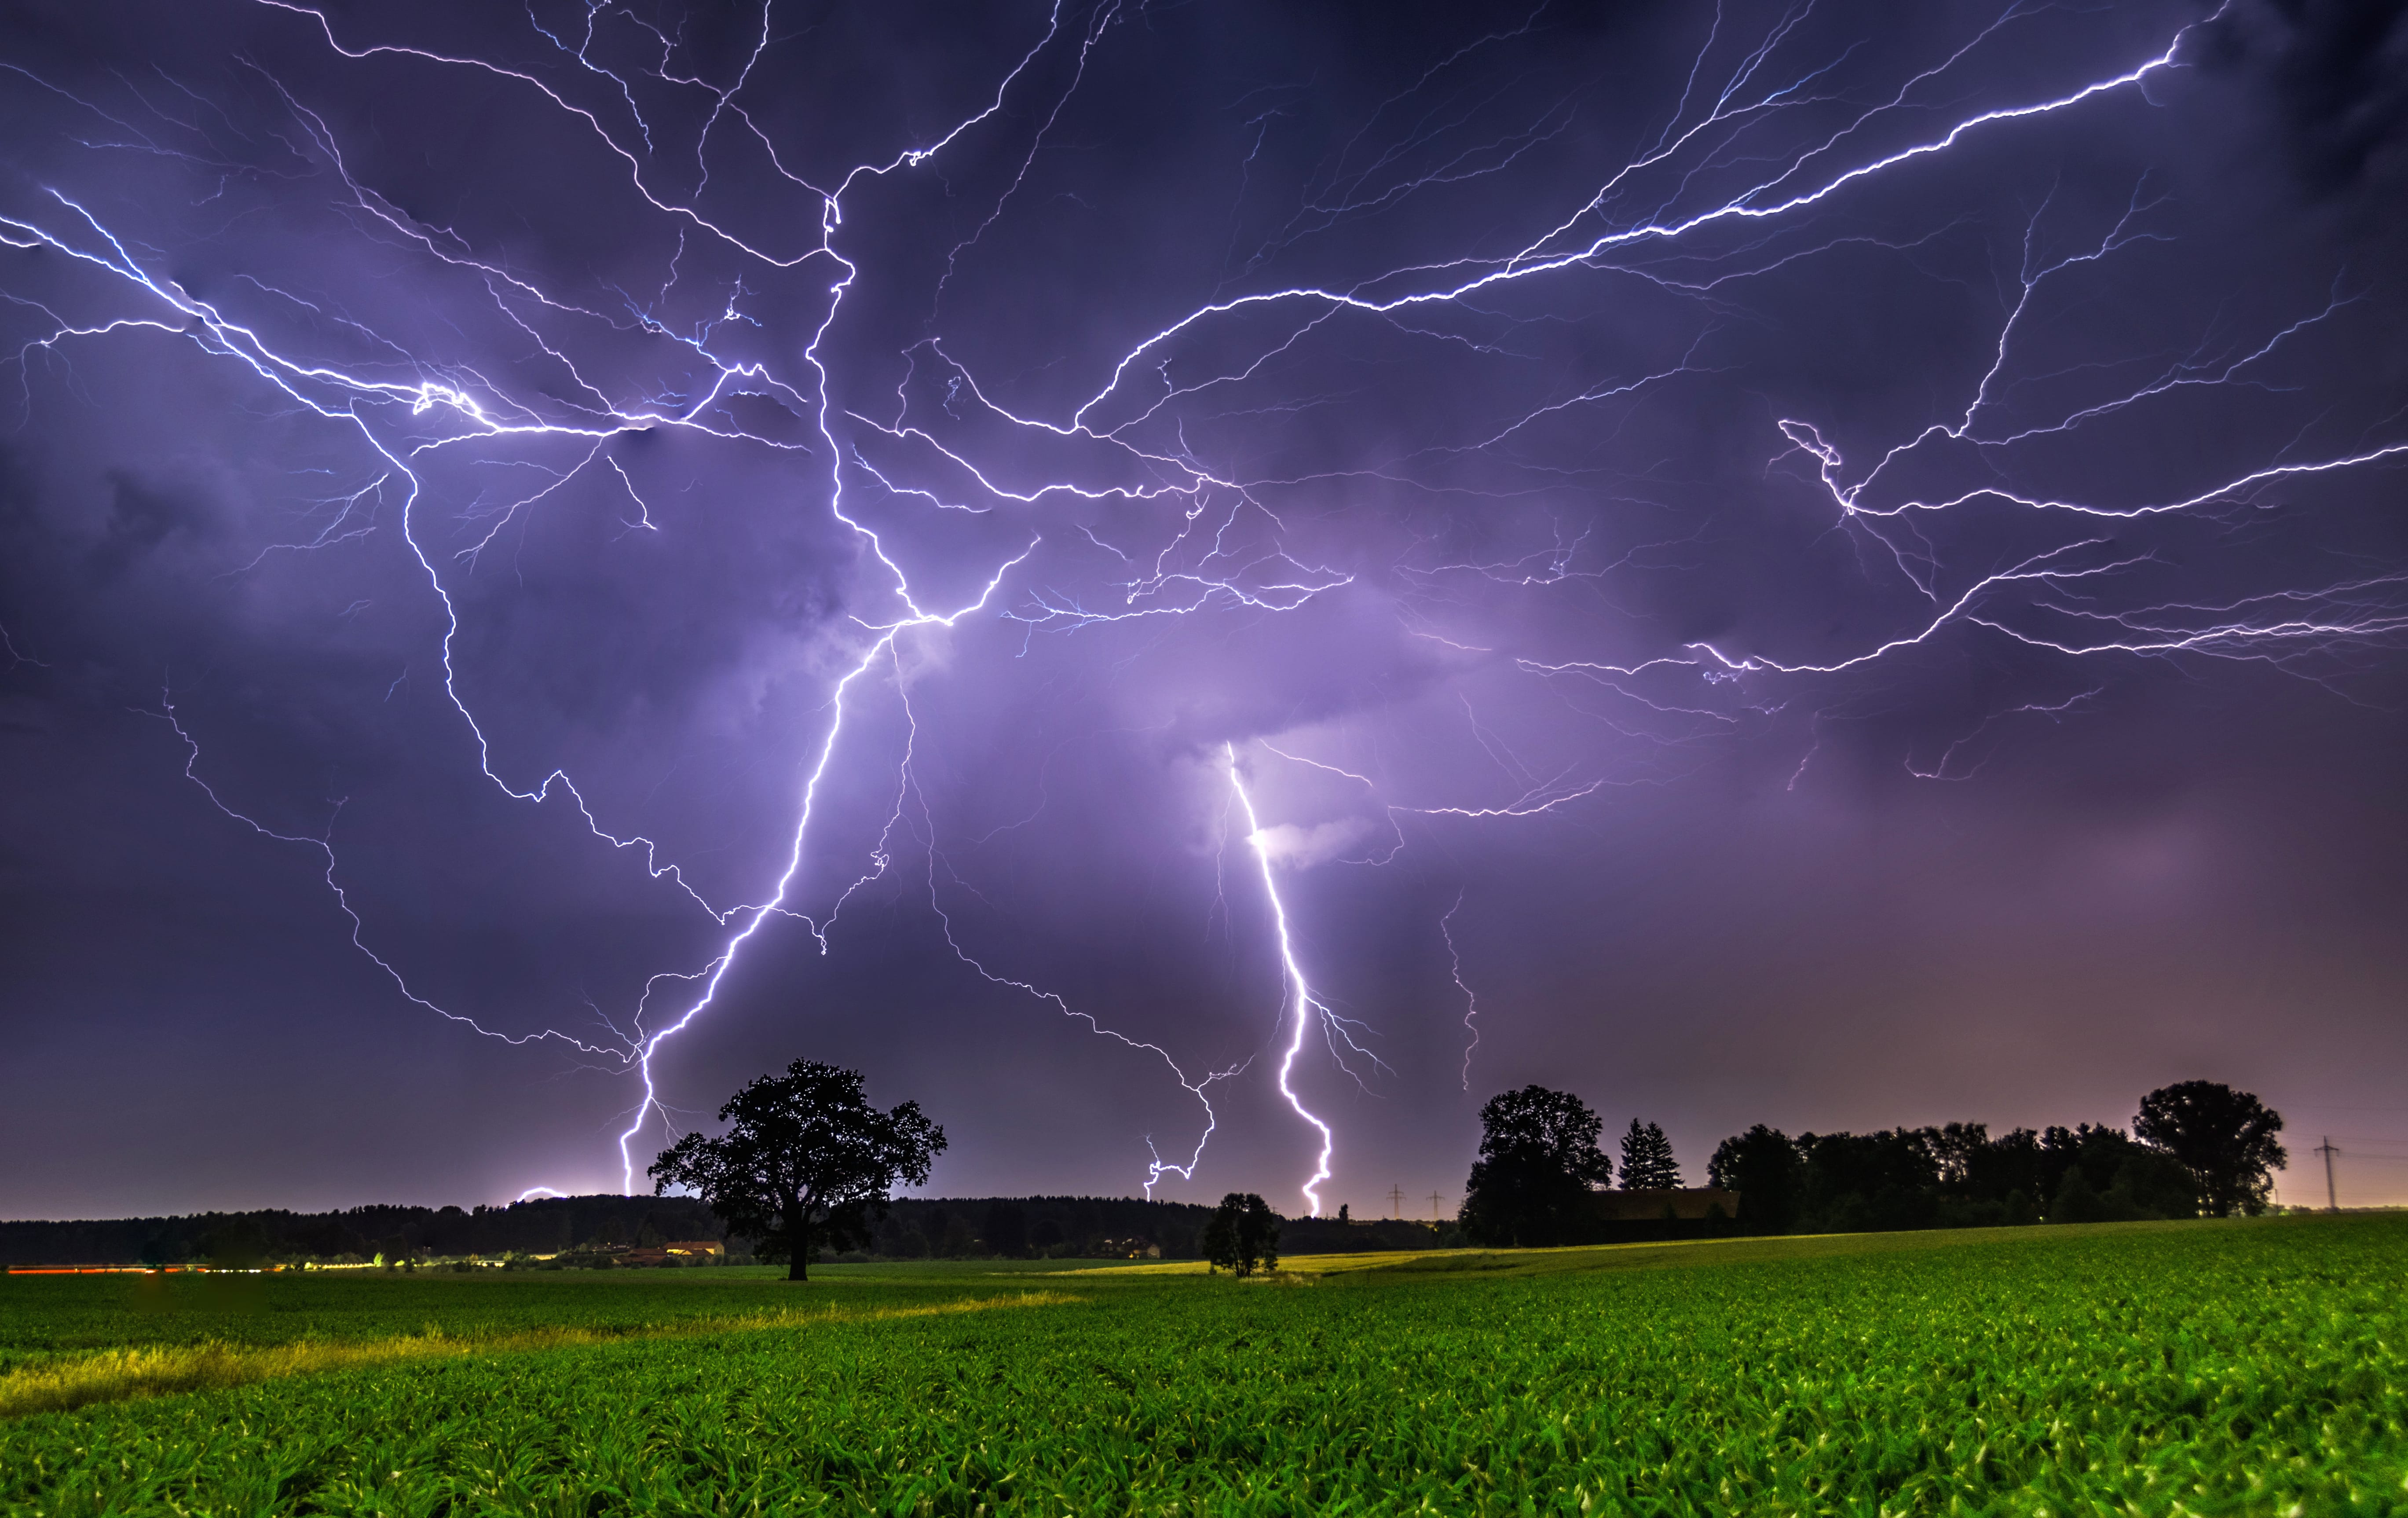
[1705,1121,2201,1236]
[1457,1079,2288,1250]
[0,1194,1443,1268]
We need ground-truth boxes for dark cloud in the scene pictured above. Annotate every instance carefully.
[2218,0,2408,191]
[4,0,2406,1219]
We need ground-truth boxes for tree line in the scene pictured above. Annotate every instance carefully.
[0,1195,728,1269]
[1461,1078,2288,1247]
[15,1062,2287,1277]
[0,1190,1419,1271]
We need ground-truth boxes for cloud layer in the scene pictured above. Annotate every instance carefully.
[4,0,2406,1216]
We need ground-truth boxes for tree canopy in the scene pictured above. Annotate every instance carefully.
[1705,1117,2205,1234]
[1201,1192,1281,1276]
[649,1060,944,1281]
[1618,1119,1681,1190]
[1707,1123,1804,1232]
[1460,1085,1612,1247]
[2135,1080,2286,1217]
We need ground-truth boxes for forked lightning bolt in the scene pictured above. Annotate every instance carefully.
[3,1,2401,1210]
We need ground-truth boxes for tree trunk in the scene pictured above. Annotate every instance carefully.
[785,1207,809,1281]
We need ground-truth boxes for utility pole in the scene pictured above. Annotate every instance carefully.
[1387,1184,1405,1220]
[2316,1137,2339,1212]
[1429,1191,1444,1221]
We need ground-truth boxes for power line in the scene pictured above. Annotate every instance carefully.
[2316,1136,2339,1213]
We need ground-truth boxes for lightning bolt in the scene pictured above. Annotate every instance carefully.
[4,0,2402,1215]
[1226,743,1334,1216]
[609,547,1037,1193]
[1442,891,1483,1092]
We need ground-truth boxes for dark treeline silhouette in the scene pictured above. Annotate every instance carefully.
[1,1193,1441,1267]
[1463,1078,2288,1247]
[1711,1080,2287,1232]
[0,1194,725,1268]
[1706,1121,2203,1233]
[865,1196,1214,1260]
[858,1197,1438,1261]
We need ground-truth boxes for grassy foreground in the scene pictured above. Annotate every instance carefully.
[3,1217,2403,1515]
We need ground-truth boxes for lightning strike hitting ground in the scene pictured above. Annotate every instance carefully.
[1227,745,1334,1216]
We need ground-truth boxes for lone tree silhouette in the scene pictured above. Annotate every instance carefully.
[650,1060,945,1281]
[1461,1085,1613,1247]
[1202,1193,1281,1276]
[2135,1080,2286,1217]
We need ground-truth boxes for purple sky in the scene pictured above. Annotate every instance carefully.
[4,0,2406,1220]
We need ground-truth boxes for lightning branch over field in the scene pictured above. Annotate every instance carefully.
[1227,745,1335,1215]
[2,0,2403,1211]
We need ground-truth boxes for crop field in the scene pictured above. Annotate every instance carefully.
[3,1216,2403,1516]
[0,1258,1106,1383]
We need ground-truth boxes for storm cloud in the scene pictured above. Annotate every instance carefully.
[4,0,2405,1218]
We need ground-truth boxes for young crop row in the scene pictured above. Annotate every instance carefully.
[0,1265,988,1377]
[3,1217,2403,1516]
[0,1291,1078,1421]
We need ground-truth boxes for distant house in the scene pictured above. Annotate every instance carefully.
[663,1239,723,1258]
[1594,1188,1739,1223]
[623,1248,671,1266]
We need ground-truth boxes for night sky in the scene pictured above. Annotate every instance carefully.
[4,0,2406,1221]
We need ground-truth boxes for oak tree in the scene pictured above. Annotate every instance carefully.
[1461,1085,1613,1247]
[650,1060,945,1281]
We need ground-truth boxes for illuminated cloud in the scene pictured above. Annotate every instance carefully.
[2,0,2404,1217]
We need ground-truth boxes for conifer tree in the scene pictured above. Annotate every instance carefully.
[1619,1118,1682,1190]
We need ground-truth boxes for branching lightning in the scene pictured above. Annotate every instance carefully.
[4,0,2402,1209]
[1441,891,1483,1093]
[1226,744,1334,1215]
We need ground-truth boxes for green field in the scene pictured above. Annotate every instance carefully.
[4,1216,2403,1515]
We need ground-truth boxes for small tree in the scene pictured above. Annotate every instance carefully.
[1203,1192,1281,1276]
[2134,1081,2286,1217]
[650,1060,946,1281]
[1460,1085,1613,1247]
[1618,1119,1682,1190]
